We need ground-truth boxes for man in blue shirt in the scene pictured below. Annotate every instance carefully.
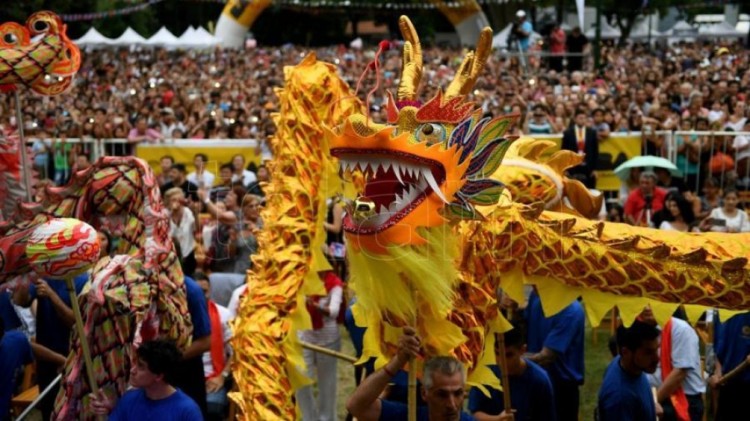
[512,10,533,52]
[0,316,33,421]
[524,289,584,421]
[90,339,202,420]
[708,311,750,421]
[13,273,88,419]
[347,327,475,421]
[598,321,661,421]
[171,276,211,418]
[469,322,556,421]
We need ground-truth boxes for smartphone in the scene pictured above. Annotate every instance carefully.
[709,218,727,227]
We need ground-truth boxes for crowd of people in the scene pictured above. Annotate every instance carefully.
[2,17,750,421]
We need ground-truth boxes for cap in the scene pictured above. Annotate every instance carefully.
[161,107,174,115]
[516,10,526,18]
[717,47,729,55]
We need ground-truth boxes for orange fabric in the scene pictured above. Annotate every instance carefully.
[207,300,226,379]
[661,318,690,421]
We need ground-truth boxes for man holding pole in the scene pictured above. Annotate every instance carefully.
[346,327,474,421]
[468,322,556,421]
[708,311,750,421]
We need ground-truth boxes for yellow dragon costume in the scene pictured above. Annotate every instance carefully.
[231,16,750,419]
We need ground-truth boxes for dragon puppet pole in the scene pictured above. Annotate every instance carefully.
[65,276,99,397]
[408,285,417,421]
[495,289,512,413]
[13,91,33,202]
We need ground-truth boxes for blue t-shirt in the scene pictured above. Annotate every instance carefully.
[519,21,533,51]
[29,274,88,355]
[379,399,475,421]
[468,360,556,421]
[525,292,585,384]
[597,356,655,421]
[183,277,211,340]
[0,291,22,332]
[109,388,202,421]
[0,330,33,419]
[715,312,750,384]
[344,299,365,357]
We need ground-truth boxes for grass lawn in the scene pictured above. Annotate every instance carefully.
[334,320,614,420]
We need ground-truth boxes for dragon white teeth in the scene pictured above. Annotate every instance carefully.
[382,161,392,172]
[379,205,389,215]
[394,163,405,184]
[422,168,447,203]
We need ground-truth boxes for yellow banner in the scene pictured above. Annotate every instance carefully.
[533,134,642,191]
[135,140,260,182]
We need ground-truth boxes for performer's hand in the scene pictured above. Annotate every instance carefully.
[707,374,721,389]
[655,401,664,419]
[197,188,208,201]
[206,375,225,393]
[34,279,53,299]
[498,409,516,421]
[396,326,421,364]
[90,390,115,416]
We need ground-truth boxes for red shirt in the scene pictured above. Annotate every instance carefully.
[624,187,667,226]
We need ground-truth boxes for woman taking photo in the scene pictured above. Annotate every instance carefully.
[233,194,264,274]
[700,189,750,233]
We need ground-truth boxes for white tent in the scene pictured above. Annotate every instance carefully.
[665,20,697,37]
[146,26,180,47]
[178,26,219,48]
[585,18,621,39]
[75,27,113,46]
[110,27,147,46]
[699,21,745,38]
[491,24,543,49]
[629,18,663,39]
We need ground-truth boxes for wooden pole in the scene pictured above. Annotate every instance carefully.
[717,358,750,386]
[494,332,513,412]
[299,341,357,364]
[66,277,99,396]
[13,90,32,202]
[408,287,417,421]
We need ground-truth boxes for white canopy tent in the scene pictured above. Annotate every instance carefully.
[74,27,113,46]
[145,26,180,47]
[178,26,220,48]
[109,27,147,46]
[491,24,543,49]
[698,21,745,38]
[629,18,664,40]
[585,18,621,40]
[664,20,697,44]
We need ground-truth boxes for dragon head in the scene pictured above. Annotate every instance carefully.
[330,16,516,253]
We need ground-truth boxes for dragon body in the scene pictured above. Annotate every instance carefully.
[0,157,192,420]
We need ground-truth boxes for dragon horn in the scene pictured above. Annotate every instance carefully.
[445,27,493,99]
[396,15,423,102]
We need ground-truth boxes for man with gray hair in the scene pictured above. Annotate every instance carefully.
[624,170,667,226]
[347,327,475,420]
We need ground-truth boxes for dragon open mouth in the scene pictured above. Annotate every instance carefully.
[334,149,446,234]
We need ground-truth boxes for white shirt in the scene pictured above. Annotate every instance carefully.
[231,169,257,186]
[227,284,248,320]
[707,207,750,233]
[187,170,216,189]
[202,303,233,378]
[647,317,706,395]
[169,208,195,258]
[299,285,343,347]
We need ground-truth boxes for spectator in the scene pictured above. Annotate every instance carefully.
[200,186,245,273]
[297,270,344,421]
[657,192,696,232]
[638,307,704,421]
[469,322,556,421]
[187,153,216,189]
[526,104,556,134]
[0,316,33,420]
[159,107,186,139]
[90,339,202,420]
[166,187,197,278]
[592,108,610,140]
[561,108,598,188]
[97,230,114,259]
[324,197,346,280]
[708,311,750,421]
[624,171,667,226]
[674,117,702,191]
[346,327,475,421]
[566,27,588,72]
[245,164,268,197]
[699,188,750,233]
[233,194,263,274]
[161,163,199,203]
[524,288,584,421]
[597,321,661,421]
[51,135,72,185]
[606,203,625,223]
[210,163,235,203]
[511,10,533,53]
[548,23,566,73]
[127,117,164,148]
[698,177,723,219]
[195,273,233,421]
[231,154,257,186]
[74,151,92,172]
[157,155,175,187]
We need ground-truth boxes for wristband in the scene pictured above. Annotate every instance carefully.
[383,365,396,378]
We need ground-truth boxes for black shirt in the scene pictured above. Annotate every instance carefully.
[161,179,199,202]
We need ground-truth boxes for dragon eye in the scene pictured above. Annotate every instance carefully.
[415,123,446,145]
[3,33,17,44]
[33,20,48,33]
